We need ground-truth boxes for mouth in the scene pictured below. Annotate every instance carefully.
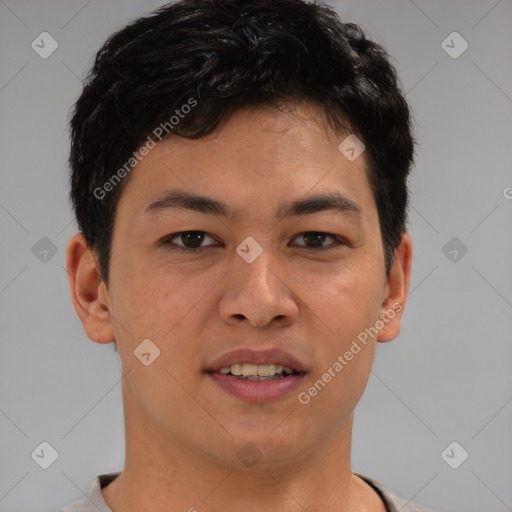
[216,363,299,380]
[206,348,307,402]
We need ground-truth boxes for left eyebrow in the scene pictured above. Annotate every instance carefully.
[141,188,361,221]
[278,193,361,220]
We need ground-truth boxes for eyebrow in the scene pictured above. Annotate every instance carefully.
[142,189,361,221]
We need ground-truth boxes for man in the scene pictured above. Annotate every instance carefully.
[63,0,433,510]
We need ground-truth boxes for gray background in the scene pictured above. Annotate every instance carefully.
[1,1,511,511]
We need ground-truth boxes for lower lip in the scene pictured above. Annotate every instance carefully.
[208,372,305,402]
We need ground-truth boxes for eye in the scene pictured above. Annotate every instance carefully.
[163,231,218,250]
[291,231,342,250]
[162,230,343,252]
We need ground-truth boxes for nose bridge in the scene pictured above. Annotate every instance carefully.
[219,240,298,327]
[237,244,281,298]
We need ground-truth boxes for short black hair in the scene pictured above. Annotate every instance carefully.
[69,0,414,285]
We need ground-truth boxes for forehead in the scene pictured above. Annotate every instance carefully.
[115,102,375,223]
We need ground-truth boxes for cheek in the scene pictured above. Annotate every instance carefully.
[110,255,214,335]
[108,256,225,386]
[297,269,381,417]
[294,258,383,402]
[293,258,384,338]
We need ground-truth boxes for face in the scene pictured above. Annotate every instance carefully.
[70,102,410,471]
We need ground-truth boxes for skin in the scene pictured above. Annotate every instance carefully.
[67,101,412,512]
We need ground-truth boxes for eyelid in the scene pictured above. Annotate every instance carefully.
[163,231,218,249]
[162,230,345,251]
[291,232,341,249]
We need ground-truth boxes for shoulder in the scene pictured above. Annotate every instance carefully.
[58,473,119,512]
[356,473,436,512]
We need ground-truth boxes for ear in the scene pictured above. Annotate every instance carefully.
[377,232,413,343]
[66,233,115,344]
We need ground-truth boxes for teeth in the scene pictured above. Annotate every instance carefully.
[242,363,258,376]
[257,364,276,377]
[217,363,296,377]
[230,364,243,376]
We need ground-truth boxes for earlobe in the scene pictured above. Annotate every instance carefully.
[66,233,115,344]
[377,232,413,343]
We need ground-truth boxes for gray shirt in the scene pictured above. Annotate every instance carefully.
[59,472,434,512]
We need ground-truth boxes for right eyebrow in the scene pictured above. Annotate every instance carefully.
[142,189,230,217]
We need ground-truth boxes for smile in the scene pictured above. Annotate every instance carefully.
[217,363,296,380]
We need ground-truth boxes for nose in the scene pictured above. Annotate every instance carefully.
[218,250,299,329]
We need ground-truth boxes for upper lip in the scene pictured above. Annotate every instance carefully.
[207,348,307,373]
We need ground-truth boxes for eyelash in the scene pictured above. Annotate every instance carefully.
[161,231,345,252]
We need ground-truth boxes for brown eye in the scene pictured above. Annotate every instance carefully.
[164,231,217,250]
[292,232,340,249]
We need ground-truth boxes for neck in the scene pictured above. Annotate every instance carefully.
[101,387,384,512]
